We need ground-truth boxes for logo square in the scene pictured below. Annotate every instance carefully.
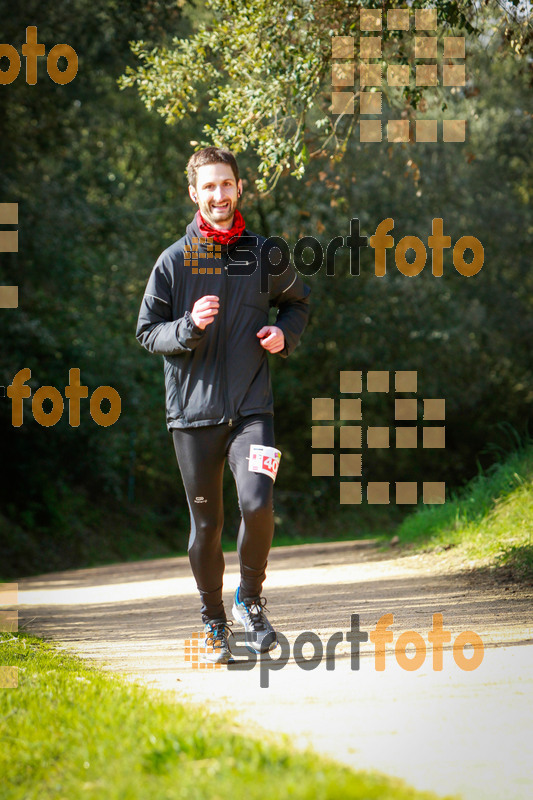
[415,9,437,30]
[367,482,390,504]
[339,425,362,448]
[388,120,410,142]
[0,286,18,308]
[443,120,466,142]
[360,92,382,115]
[423,482,446,504]
[0,667,18,688]
[396,482,418,504]
[0,203,18,224]
[396,427,418,448]
[332,36,354,58]
[416,64,438,86]
[360,63,382,87]
[360,37,382,58]
[387,9,410,30]
[331,92,354,115]
[415,36,438,59]
[312,454,335,476]
[340,482,362,504]
[423,399,446,420]
[367,370,389,392]
[395,398,418,420]
[360,9,382,31]
[395,371,417,392]
[443,65,465,86]
[312,425,335,448]
[0,583,18,605]
[0,610,18,632]
[312,398,335,420]
[340,370,362,393]
[415,119,438,142]
[332,63,355,86]
[340,398,362,420]
[423,427,446,448]
[340,453,362,476]
[443,37,465,58]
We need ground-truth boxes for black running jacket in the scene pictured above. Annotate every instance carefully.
[136,215,311,430]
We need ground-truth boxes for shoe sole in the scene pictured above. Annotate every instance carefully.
[201,653,233,665]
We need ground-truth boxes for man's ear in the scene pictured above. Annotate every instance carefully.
[237,178,243,198]
[188,184,198,204]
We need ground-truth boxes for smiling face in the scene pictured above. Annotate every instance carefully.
[188,162,243,230]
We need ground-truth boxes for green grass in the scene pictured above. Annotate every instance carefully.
[0,632,452,800]
[395,444,533,581]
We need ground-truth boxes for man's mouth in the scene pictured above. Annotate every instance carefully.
[212,202,230,211]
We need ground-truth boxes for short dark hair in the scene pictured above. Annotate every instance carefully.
[187,146,240,189]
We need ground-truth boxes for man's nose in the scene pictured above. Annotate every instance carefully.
[213,185,226,201]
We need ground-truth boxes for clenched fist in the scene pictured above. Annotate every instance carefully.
[191,295,219,330]
[257,325,285,354]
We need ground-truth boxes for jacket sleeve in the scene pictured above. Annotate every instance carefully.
[136,254,206,355]
[269,266,311,358]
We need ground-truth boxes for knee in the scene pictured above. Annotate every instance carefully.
[240,491,273,522]
[188,517,223,551]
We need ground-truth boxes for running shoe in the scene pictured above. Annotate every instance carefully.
[232,587,278,654]
[202,619,233,664]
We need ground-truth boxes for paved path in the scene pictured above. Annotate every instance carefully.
[17,541,533,800]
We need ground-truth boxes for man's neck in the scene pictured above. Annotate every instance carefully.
[206,215,234,231]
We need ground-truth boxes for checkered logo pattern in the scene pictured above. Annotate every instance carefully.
[1,583,18,689]
[331,7,466,143]
[311,370,446,505]
[184,237,222,275]
[184,631,223,670]
[0,203,19,308]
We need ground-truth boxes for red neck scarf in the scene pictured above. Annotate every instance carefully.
[196,208,246,245]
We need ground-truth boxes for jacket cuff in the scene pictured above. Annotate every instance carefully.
[275,324,290,358]
[177,311,205,349]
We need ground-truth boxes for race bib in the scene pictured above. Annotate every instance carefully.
[248,445,282,482]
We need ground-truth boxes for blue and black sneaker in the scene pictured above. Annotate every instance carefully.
[202,619,233,664]
[232,588,278,654]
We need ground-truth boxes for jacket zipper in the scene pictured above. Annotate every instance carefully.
[221,252,232,426]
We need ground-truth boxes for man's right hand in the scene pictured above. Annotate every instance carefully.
[191,295,220,330]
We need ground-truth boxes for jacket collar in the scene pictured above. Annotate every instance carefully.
[185,215,246,256]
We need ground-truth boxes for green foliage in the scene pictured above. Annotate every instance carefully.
[119,0,528,191]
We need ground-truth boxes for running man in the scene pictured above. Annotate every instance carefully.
[136,147,310,663]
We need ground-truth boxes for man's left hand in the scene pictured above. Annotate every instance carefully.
[257,326,285,354]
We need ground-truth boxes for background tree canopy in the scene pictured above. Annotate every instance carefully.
[1,0,531,577]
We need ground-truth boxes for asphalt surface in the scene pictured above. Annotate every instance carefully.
[17,540,533,800]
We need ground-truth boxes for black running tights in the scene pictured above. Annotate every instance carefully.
[171,414,275,623]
